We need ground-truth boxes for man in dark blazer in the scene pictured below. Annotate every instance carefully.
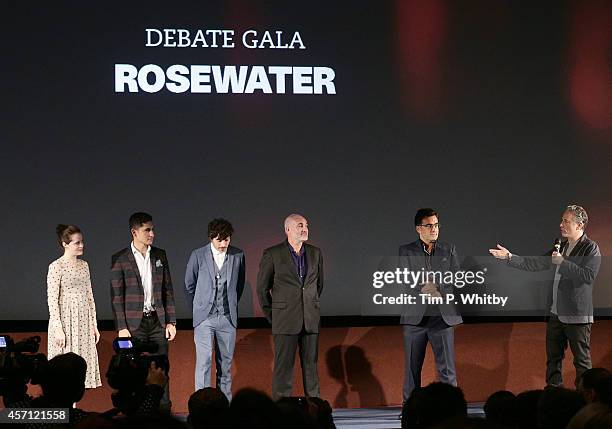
[490,204,601,387]
[399,208,463,401]
[257,213,324,400]
[111,212,176,410]
[184,218,245,401]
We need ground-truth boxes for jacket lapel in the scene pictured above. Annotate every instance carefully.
[205,244,216,282]
[281,243,300,279]
[150,248,161,297]
[126,248,143,287]
[568,234,588,257]
[226,250,234,287]
[305,244,313,279]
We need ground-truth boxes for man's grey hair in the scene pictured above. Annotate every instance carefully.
[284,213,305,230]
[566,205,588,229]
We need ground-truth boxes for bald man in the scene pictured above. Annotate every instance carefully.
[256,214,324,399]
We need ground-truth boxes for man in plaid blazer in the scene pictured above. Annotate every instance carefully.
[111,212,177,410]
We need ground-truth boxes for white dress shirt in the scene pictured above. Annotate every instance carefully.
[131,242,154,312]
[210,243,227,271]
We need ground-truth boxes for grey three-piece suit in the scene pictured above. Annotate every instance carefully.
[185,244,245,401]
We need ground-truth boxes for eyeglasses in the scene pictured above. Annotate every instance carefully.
[418,223,440,230]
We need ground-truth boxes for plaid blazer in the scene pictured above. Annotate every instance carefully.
[111,246,176,332]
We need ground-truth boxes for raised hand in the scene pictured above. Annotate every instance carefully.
[489,244,511,260]
[146,361,168,387]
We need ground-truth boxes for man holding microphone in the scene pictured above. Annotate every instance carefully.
[489,204,601,387]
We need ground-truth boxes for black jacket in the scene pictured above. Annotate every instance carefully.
[508,233,601,323]
[257,241,324,334]
[398,240,463,326]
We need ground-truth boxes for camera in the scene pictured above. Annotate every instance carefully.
[105,337,169,413]
[106,337,169,388]
[0,335,47,396]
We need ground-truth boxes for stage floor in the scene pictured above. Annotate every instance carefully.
[168,404,485,429]
[333,407,403,429]
[332,403,485,429]
[5,321,612,411]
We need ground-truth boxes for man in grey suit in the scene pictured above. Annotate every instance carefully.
[257,213,324,400]
[490,204,601,387]
[185,218,245,401]
[399,208,463,401]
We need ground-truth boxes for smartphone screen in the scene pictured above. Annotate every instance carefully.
[0,336,7,348]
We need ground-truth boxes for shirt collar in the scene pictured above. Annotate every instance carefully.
[131,242,151,257]
[419,239,435,255]
[562,232,585,252]
[287,240,305,256]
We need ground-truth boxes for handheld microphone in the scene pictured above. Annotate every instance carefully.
[554,238,561,253]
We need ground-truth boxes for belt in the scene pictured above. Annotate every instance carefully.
[143,309,156,318]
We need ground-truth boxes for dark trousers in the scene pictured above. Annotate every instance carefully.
[131,313,171,410]
[272,329,320,400]
[402,316,456,401]
[546,313,592,388]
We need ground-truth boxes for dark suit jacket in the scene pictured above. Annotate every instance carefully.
[257,241,324,335]
[507,233,600,323]
[184,244,245,328]
[111,246,177,332]
[398,240,463,326]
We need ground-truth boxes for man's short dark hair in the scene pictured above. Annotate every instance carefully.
[415,208,438,226]
[188,387,229,429]
[514,389,543,429]
[307,397,335,429]
[538,386,585,429]
[484,390,516,427]
[402,382,467,428]
[228,388,281,429]
[41,352,87,406]
[580,368,612,391]
[129,212,153,230]
[208,218,234,241]
[594,374,612,407]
